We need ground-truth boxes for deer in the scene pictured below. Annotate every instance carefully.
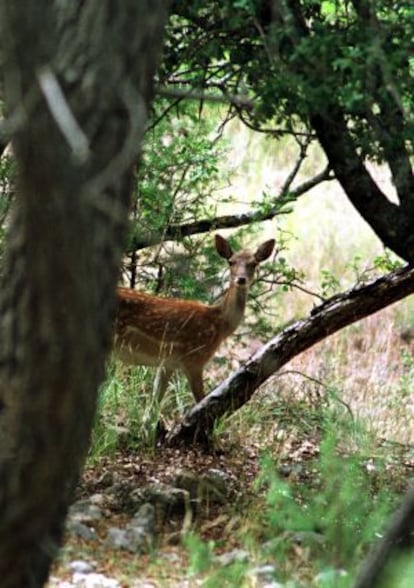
[114,234,275,406]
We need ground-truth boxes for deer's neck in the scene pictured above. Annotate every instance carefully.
[219,284,248,335]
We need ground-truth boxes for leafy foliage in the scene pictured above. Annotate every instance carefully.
[168,0,413,159]
[165,1,414,262]
[131,101,224,241]
[253,436,396,580]
[0,152,14,258]
[121,100,229,296]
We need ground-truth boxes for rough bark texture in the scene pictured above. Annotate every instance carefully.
[167,264,414,445]
[0,2,167,586]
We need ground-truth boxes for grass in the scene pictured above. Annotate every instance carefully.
[54,127,414,586]
[80,309,413,586]
[280,311,414,445]
[90,361,199,459]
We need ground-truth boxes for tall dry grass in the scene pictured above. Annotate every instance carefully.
[210,120,414,445]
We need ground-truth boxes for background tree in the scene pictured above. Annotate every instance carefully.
[0,2,167,586]
[164,0,413,260]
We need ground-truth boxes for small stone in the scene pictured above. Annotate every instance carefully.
[215,548,249,566]
[72,572,120,587]
[174,469,232,504]
[125,526,153,554]
[105,503,157,554]
[130,503,155,534]
[89,493,107,507]
[105,527,130,550]
[126,503,156,553]
[132,483,191,516]
[69,499,103,523]
[107,480,136,512]
[68,560,95,574]
[67,521,97,541]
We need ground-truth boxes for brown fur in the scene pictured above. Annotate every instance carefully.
[114,235,275,402]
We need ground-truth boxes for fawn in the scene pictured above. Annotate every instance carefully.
[114,234,275,404]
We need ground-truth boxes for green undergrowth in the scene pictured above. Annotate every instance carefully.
[89,361,195,459]
[252,442,396,584]
[87,361,412,587]
[183,449,400,587]
[184,391,407,586]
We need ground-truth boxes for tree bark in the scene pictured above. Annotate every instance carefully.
[167,264,414,445]
[0,2,168,586]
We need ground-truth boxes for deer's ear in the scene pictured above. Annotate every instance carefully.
[215,234,234,260]
[255,239,275,262]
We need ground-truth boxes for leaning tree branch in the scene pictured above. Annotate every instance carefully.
[166,263,414,445]
[129,165,333,251]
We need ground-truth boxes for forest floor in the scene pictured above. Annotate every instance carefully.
[48,425,414,588]
[48,311,414,587]
[50,443,264,587]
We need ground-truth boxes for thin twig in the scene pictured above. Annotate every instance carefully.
[156,85,254,109]
[280,135,313,195]
[276,369,355,419]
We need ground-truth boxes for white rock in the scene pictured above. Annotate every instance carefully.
[68,560,95,574]
[72,572,120,588]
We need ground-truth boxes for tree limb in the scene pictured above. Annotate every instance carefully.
[156,85,254,109]
[129,165,333,251]
[280,0,414,262]
[166,263,414,445]
[350,0,414,211]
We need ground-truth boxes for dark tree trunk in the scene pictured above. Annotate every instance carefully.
[167,264,414,445]
[0,2,168,586]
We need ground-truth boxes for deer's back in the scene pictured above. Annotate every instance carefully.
[114,288,225,368]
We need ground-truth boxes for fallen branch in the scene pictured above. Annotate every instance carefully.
[166,264,414,445]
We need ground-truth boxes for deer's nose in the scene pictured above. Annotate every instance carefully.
[235,276,247,286]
